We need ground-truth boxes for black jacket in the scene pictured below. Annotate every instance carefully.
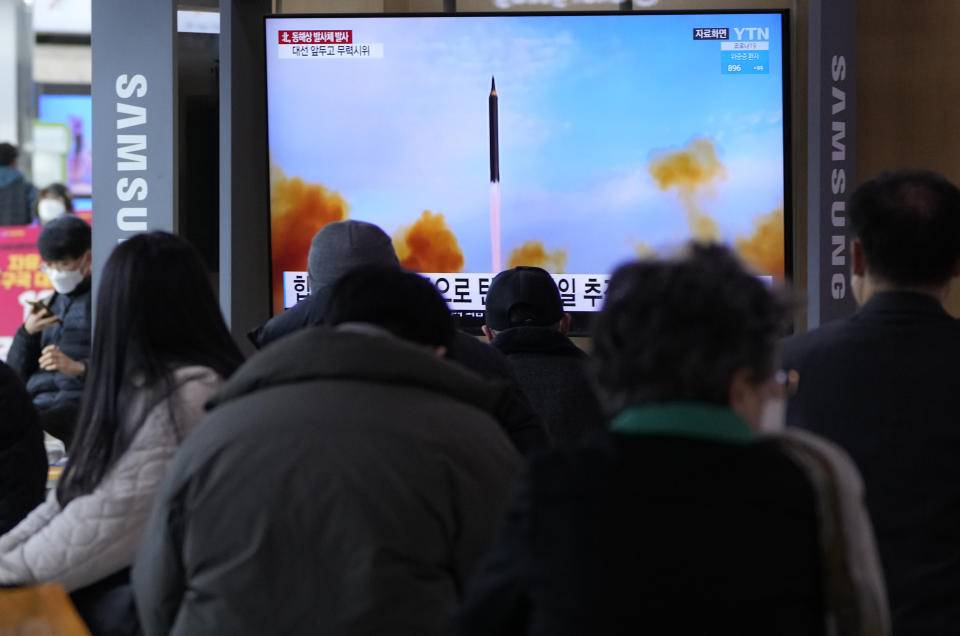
[491,327,605,444]
[246,291,326,349]
[6,278,92,413]
[457,426,825,635]
[133,328,522,636]
[0,361,47,535]
[247,296,549,455]
[783,291,960,635]
[0,167,36,226]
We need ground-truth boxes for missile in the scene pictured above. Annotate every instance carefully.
[489,76,499,183]
[489,76,501,272]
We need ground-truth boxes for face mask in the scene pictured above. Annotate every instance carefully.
[46,267,85,294]
[758,396,786,433]
[38,199,67,224]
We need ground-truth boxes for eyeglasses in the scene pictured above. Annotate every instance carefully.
[40,262,81,274]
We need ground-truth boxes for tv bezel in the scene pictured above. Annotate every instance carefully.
[263,9,793,336]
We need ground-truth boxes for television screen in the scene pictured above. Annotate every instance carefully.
[264,11,789,331]
[38,94,93,197]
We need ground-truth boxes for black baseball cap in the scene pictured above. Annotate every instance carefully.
[485,266,565,331]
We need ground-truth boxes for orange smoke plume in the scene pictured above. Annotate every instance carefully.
[506,240,568,274]
[736,208,785,277]
[633,242,656,260]
[270,159,349,313]
[393,211,464,272]
[647,137,726,242]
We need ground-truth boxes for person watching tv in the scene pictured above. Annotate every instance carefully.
[458,244,888,636]
[0,232,243,634]
[783,169,960,634]
[482,266,604,444]
[6,216,92,447]
[133,265,521,636]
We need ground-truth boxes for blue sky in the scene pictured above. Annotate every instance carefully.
[266,13,785,273]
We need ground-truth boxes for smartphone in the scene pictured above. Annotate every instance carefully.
[27,299,54,317]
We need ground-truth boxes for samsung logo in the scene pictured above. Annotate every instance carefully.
[115,74,149,239]
[829,55,848,299]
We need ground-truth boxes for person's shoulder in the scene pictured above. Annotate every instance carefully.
[248,296,320,349]
[781,318,854,366]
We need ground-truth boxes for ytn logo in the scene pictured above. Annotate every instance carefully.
[733,27,770,41]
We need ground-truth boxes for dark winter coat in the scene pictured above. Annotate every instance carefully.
[783,291,960,635]
[248,297,548,455]
[458,404,826,636]
[0,167,36,226]
[491,327,605,444]
[0,361,46,535]
[133,328,523,636]
[6,278,92,415]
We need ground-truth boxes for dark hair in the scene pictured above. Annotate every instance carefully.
[592,243,789,413]
[57,232,244,505]
[38,183,75,214]
[325,264,455,348]
[849,170,960,286]
[0,143,16,167]
[37,215,90,262]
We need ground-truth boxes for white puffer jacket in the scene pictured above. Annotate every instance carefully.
[0,365,222,592]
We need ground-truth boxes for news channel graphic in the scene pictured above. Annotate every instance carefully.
[283,270,609,312]
[265,13,787,315]
[282,269,773,314]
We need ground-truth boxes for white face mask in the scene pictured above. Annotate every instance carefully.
[46,267,85,294]
[37,199,67,224]
[758,396,786,433]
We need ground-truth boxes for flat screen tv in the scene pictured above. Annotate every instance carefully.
[264,11,790,333]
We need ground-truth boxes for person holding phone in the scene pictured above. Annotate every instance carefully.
[6,216,92,447]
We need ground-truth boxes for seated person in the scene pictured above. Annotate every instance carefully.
[0,232,243,599]
[457,244,888,636]
[0,360,46,535]
[6,216,92,447]
[483,266,605,444]
[134,265,522,636]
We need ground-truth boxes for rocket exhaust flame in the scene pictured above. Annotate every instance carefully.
[489,76,501,272]
[491,183,502,273]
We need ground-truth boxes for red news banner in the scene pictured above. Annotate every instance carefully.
[277,29,383,59]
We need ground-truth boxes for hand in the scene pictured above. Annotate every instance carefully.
[39,345,85,377]
[24,304,60,335]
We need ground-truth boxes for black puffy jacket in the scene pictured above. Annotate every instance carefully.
[0,361,47,535]
[6,278,92,412]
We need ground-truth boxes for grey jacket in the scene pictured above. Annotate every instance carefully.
[0,366,222,592]
[133,328,523,636]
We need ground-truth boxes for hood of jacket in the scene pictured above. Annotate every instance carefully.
[210,326,506,415]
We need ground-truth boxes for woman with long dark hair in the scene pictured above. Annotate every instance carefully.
[0,232,243,592]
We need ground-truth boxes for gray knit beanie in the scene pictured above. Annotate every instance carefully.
[307,220,400,293]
